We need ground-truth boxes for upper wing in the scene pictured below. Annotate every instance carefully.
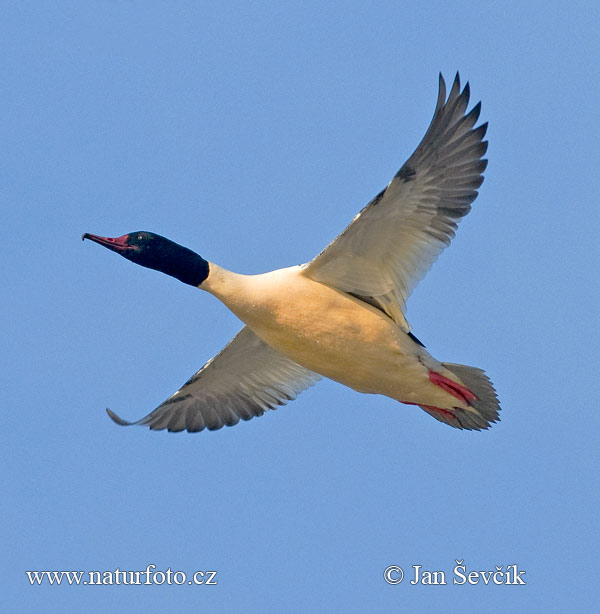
[106,326,321,432]
[302,73,488,331]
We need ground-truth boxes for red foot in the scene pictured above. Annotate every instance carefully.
[420,404,457,420]
[429,371,477,404]
[404,401,456,420]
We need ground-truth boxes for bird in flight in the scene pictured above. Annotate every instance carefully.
[84,73,500,433]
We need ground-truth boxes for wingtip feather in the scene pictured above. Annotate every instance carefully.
[437,73,447,109]
[106,408,133,426]
[449,72,461,99]
[462,81,470,103]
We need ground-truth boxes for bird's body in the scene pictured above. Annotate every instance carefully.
[204,263,453,408]
[84,73,501,433]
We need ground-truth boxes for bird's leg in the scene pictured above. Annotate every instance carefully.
[428,371,477,404]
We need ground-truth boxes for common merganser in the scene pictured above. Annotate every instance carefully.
[84,73,500,433]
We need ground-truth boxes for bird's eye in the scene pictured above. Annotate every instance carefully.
[137,234,144,241]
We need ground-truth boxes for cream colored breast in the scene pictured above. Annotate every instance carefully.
[202,264,418,394]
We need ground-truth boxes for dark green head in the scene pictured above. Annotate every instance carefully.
[82,231,209,287]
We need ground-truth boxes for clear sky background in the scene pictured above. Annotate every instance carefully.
[3,1,599,612]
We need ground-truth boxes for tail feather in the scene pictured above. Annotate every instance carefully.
[421,363,501,431]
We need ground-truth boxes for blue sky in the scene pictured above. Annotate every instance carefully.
[4,1,599,612]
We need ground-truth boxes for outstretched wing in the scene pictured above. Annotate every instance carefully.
[106,326,321,432]
[302,73,488,331]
